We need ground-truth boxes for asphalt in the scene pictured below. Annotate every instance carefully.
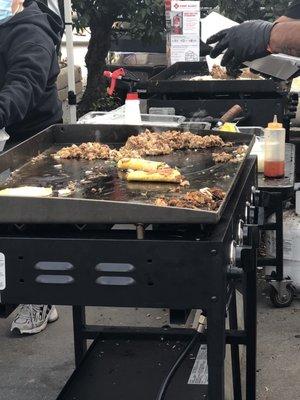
[0,288,300,400]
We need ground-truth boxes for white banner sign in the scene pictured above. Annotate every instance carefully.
[169,0,200,65]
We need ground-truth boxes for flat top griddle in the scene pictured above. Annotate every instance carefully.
[138,61,290,95]
[0,124,254,225]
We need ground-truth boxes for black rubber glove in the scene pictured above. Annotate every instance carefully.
[200,40,212,56]
[207,20,273,66]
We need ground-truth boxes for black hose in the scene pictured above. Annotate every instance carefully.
[155,332,200,400]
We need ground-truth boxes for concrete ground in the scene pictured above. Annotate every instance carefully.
[0,288,300,400]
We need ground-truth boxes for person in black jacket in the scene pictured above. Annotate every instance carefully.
[207,1,300,68]
[0,0,63,334]
[0,0,63,143]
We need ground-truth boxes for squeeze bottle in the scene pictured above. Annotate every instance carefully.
[264,116,285,179]
[124,92,142,125]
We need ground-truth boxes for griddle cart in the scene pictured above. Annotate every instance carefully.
[0,124,260,400]
[138,58,299,129]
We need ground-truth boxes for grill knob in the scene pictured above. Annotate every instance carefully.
[237,219,244,245]
[244,201,250,223]
[229,240,237,267]
[251,186,260,206]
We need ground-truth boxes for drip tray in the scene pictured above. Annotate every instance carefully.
[57,330,208,400]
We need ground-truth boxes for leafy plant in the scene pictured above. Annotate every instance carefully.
[71,0,165,115]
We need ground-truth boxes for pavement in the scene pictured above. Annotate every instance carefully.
[0,288,300,400]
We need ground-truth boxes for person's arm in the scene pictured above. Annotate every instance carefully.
[269,21,300,56]
[275,16,294,23]
[0,36,52,129]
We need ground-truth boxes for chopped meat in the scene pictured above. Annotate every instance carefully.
[212,152,234,163]
[154,187,226,211]
[112,148,142,161]
[54,142,111,161]
[119,130,173,157]
[190,66,263,81]
[119,130,229,158]
[155,198,168,207]
[180,179,190,187]
[211,65,228,80]
[212,145,248,164]
[31,153,46,163]
[67,181,77,191]
[210,187,226,200]
[53,130,233,162]
[240,68,263,80]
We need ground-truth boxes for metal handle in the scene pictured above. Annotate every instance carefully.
[220,105,243,123]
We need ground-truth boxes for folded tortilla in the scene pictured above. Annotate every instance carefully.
[0,186,53,197]
[117,158,169,172]
[126,169,181,183]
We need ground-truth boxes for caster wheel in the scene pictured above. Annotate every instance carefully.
[270,285,294,308]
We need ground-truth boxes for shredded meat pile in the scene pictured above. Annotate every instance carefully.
[53,130,232,162]
[212,145,248,164]
[54,142,112,161]
[117,130,229,158]
[155,187,226,211]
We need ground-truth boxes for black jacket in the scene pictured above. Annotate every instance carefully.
[0,2,63,141]
[285,1,300,19]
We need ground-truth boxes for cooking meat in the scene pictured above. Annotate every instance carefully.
[186,133,226,149]
[240,68,263,80]
[211,65,228,80]
[119,130,228,158]
[212,145,248,164]
[53,130,232,162]
[212,152,234,163]
[154,187,226,211]
[54,142,111,161]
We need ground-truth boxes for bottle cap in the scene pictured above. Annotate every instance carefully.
[267,115,283,129]
[126,92,139,100]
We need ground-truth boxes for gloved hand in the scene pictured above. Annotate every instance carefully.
[200,40,212,57]
[207,20,274,67]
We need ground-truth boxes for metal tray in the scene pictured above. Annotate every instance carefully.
[138,61,290,95]
[0,124,254,225]
[78,111,186,127]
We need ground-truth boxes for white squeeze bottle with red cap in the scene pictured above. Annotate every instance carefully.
[264,115,286,179]
[124,92,142,125]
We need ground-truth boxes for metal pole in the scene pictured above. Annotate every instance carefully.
[64,0,77,123]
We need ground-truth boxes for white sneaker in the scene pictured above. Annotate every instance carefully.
[11,305,59,335]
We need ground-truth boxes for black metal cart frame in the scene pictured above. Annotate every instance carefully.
[0,156,258,400]
[257,144,296,307]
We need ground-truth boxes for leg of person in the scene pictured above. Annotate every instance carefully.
[11,305,59,334]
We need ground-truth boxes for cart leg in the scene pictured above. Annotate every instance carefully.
[244,256,257,400]
[229,288,242,400]
[275,193,284,282]
[73,305,87,367]
[207,302,226,400]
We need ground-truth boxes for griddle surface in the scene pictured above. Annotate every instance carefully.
[2,144,240,205]
[0,125,254,224]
